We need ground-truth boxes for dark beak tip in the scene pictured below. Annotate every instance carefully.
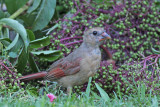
[107,37,111,39]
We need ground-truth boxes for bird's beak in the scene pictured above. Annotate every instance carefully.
[99,32,111,41]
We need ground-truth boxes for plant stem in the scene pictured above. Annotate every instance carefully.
[9,0,33,19]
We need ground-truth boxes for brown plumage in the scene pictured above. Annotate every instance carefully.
[19,27,111,94]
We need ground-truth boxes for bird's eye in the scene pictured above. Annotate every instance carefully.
[93,31,97,35]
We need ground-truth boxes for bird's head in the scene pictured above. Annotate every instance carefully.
[83,27,111,46]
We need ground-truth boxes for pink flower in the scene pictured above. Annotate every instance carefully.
[47,93,56,102]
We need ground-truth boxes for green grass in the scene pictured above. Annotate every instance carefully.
[0,78,160,107]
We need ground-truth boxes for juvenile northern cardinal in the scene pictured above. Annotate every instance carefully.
[19,27,111,94]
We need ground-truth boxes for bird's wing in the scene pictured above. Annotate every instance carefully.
[45,57,81,80]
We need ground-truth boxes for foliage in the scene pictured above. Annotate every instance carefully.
[0,59,24,91]
[106,0,160,62]
[75,54,160,96]
[0,81,160,106]
[0,0,62,74]
[4,0,56,31]
[0,19,62,73]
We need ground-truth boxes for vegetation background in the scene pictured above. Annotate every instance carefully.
[0,0,160,106]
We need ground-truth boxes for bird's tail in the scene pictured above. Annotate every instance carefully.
[18,72,47,81]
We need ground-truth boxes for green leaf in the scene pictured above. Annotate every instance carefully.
[0,42,3,50]
[0,28,10,41]
[0,37,11,47]
[3,28,9,38]
[86,77,92,97]
[9,36,23,53]
[28,52,40,73]
[31,50,60,55]
[0,18,29,51]
[31,50,61,61]
[18,13,37,28]
[46,23,58,35]
[29,36,50,49]
[0,38,12,43]
[91,91,101,100]
[27,29,35,41]
[6,33,19,50]
[152,96,158,107]
[4,0,28,14]
[16,47,28,72]
[95,83,110,102]
[32,0,56,31]
[141,84,146,100]
[9,52,18,58]
[0,11,10,19]
[151,47,160,54]
[117,84,122,99]
[27,0,41,14]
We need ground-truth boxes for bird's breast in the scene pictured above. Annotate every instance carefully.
[80,48,101,73]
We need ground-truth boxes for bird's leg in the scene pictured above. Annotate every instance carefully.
[67,86,72,96]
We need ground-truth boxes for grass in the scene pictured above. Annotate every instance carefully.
[0,78,160,107]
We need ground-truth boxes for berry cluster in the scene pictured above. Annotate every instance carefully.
[0,60,24,91]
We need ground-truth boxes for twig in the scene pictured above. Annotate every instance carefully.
[9,0,33,19]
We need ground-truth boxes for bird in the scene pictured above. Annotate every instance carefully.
[19,27,111,94]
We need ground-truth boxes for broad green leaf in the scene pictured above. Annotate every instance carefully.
[31,50,60,55]
[27,29,35,41]
[18,13,37,28]
[32,0,56,31]
[6,33,19,50]
[151,47,160,54]
[28,52,40,73]
[0,18,29,51]
[9,36,23,52]
[16,47,28,72]
[4,0,28,14]
[86,77,92,97]
[9,52,18,58]
[95,83,110,102]
[35,54,60,61]
[29,36,50,49]
[27,0,41,14]
[31,50,61,61]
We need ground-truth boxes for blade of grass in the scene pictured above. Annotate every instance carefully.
[86,77,92,97]
[95,83,110,102]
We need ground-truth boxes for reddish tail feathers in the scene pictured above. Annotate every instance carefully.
[18,72,47,81]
